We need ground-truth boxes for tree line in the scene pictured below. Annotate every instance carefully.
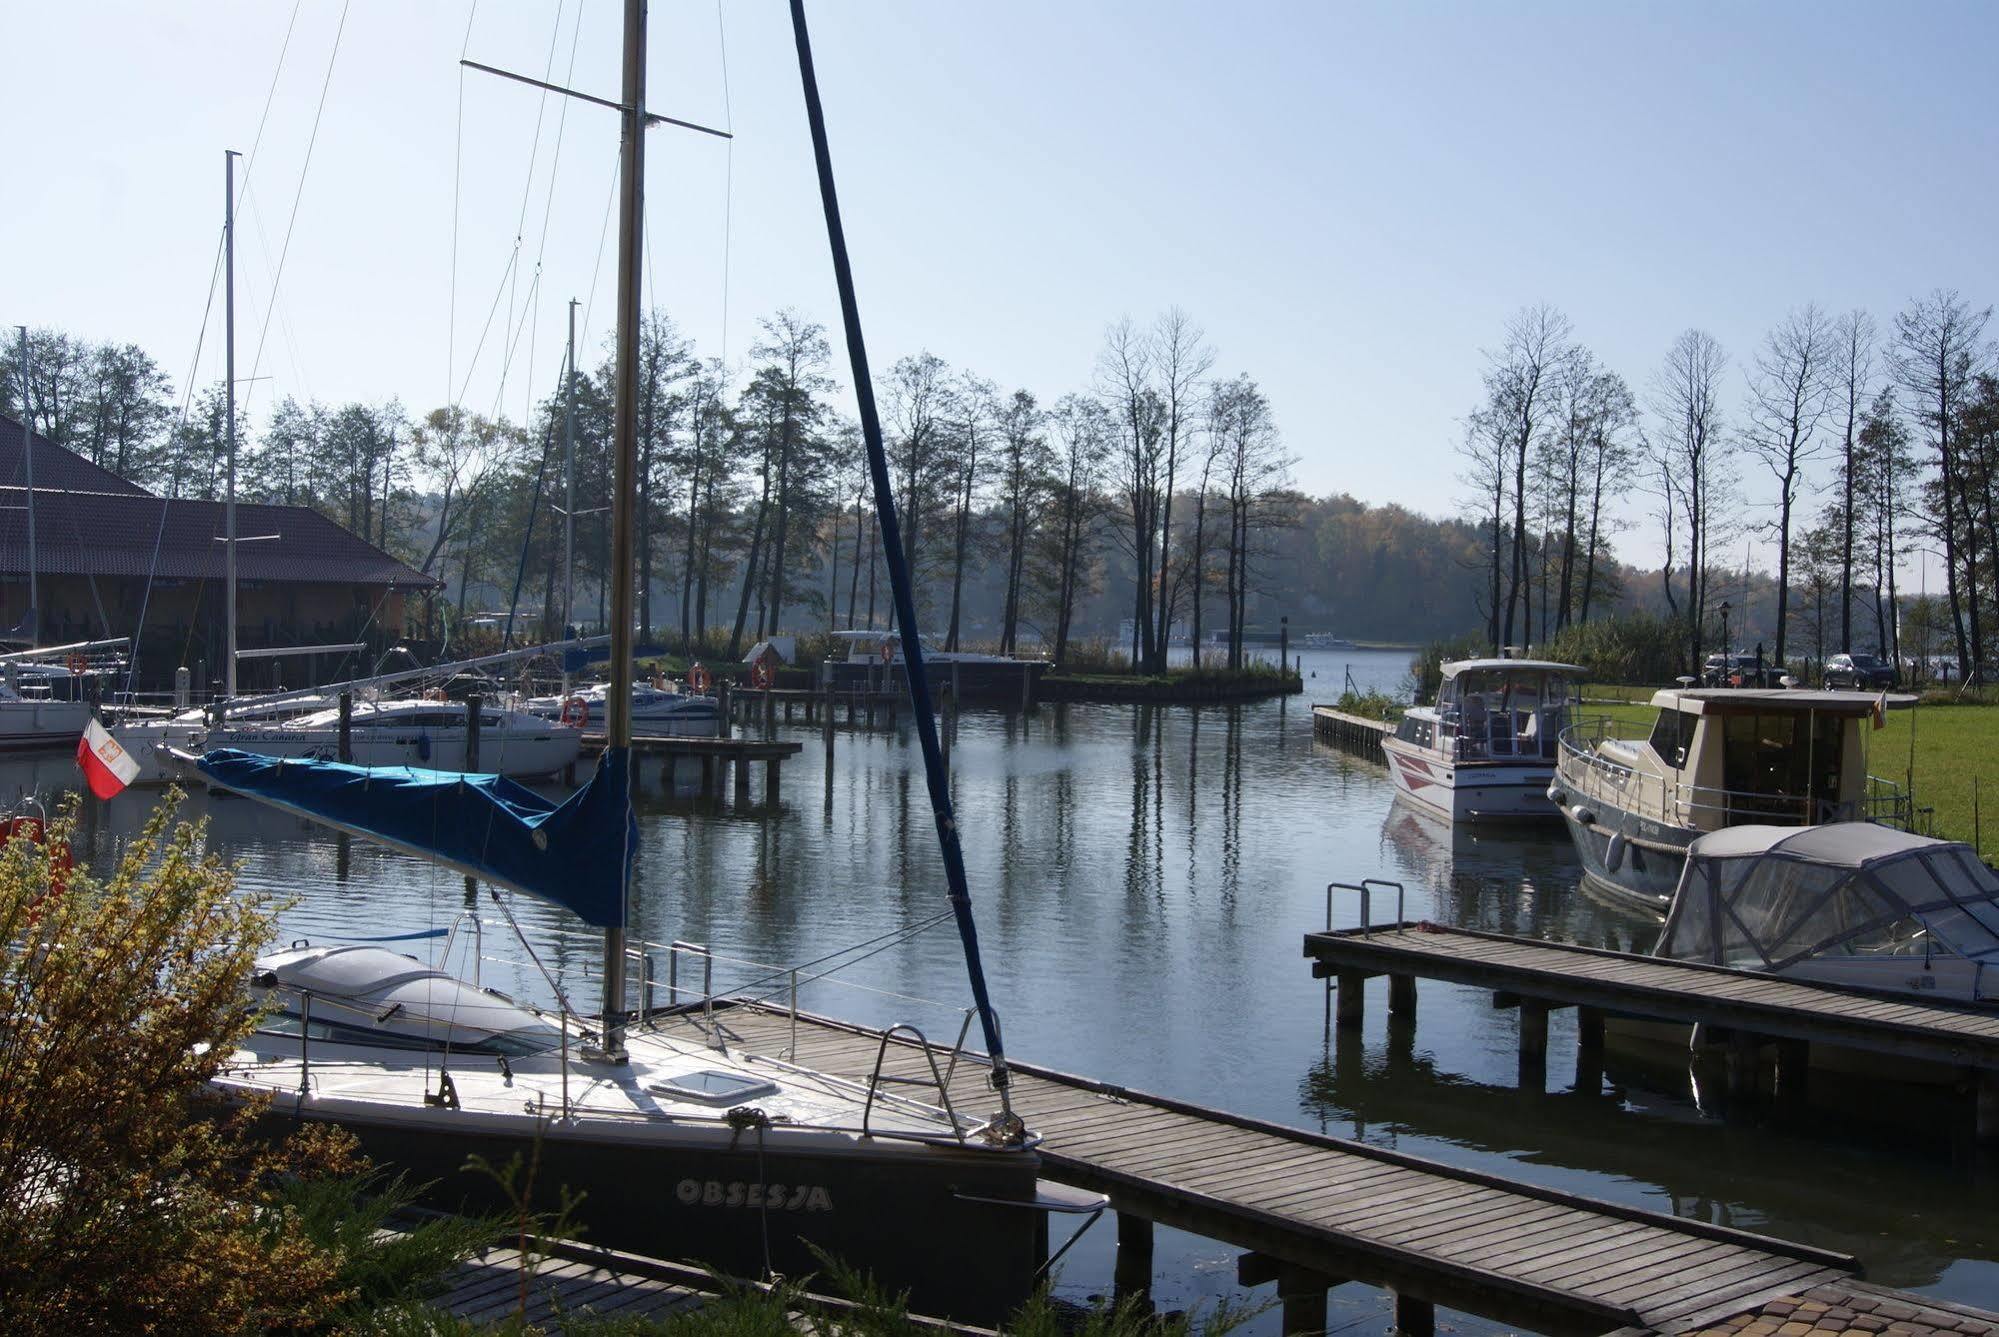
[1,308,1301,670]
[1458,290,1997,680]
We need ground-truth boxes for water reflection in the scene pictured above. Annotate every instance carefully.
[7,652,1997,1323]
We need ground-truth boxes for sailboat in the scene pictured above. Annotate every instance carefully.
[194,2,1068,1321]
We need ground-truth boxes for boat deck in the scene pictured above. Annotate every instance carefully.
[656,1002,1856,1336]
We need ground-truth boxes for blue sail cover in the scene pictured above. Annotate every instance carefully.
[196,748,636,928]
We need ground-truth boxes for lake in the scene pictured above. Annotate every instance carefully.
[25,646,1999,1333]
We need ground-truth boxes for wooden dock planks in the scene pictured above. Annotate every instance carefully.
[670,1004,1852,1336]
[1301,923,1999,1071]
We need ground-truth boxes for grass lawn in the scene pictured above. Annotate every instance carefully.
[1578,699,1999,864]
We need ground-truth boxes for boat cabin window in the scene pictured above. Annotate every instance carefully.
[1718,711,1845,822]
[1394,715,1435,748]
[1648,709,1696,769]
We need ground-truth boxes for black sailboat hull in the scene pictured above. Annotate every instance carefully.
[262,1106,1048,1323]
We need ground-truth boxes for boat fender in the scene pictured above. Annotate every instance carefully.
[1605,831,1628,872]
[1546,783,1565,805]
[1571,807,1595,827]
[415,735,432,763]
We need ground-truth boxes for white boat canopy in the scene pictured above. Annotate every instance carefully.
[1440,658,1586,680]
[1657,823,1999,990]
[1647,687,1918,715]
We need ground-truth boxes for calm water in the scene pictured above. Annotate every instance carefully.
[29,647,1999,1332]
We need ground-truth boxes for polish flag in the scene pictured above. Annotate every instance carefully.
[77,719,140,799]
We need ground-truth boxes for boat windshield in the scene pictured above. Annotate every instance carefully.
[1657,825,1999,973]
[1439,668,1576,761]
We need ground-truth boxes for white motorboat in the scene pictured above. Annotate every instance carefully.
[1654,823,1999,1003]
[1551,688,1914,913]
[1380,658,1585,822]
[201,698,581,778]
[526,681,720,737]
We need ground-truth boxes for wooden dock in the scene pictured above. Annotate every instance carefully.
[580,733,803,804]
[1300,920,1999,1135]
[1312,704,1390,757]
[428,1232,979,1334]
[655,1002,1859,1336]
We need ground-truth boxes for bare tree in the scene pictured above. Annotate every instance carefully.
[1652,329,1732,671]
[1148,309,1214,671]
[993,389,1049,655]
[1095,319,1160,667]
[1484,305,1574,650]
[880,352,955,628]
[943,373,995,651]
[1891,290,1992,679]
[1744,303,1836,667]
[1829,309,1876,652]
[1035,395,1113,668]
[1455,406,1510,650]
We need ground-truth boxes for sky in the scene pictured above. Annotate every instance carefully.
[6,0,1998,573]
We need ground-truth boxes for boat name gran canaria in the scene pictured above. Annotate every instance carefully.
[676,1178,834,1212]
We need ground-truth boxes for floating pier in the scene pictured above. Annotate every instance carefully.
[1312,704,1390,758]
[1300,918,1999,1138]
[579,733,803,805]
[653,1002,1862,1336]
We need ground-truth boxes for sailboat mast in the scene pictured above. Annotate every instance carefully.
[224,148,241,701]
[563,297,578,692]
[598,0,647,1059]
[13,326,35,647]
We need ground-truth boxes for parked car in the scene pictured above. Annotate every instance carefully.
[1701,653,1785,688]
[1823,652,1898,690]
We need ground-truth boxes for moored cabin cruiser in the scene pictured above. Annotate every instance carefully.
[1380,658,1584,822]
[1552,688,1913,913]
[198,698,581,778]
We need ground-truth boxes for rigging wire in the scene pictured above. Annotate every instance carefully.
[714,0,736,371]
[243,0,351,417]
[123,0,302,699]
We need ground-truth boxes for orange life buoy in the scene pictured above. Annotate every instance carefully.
[688,663,713,694]
[66,653,87,677]
[559,695,590,728]
[880,637,896,664]
[750,658,774,689]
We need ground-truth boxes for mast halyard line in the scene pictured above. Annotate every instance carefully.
[563,297,578,700]
[459,59,731,140]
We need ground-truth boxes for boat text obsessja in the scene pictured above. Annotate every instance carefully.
[1550,688,1914,913]
[1380,658,1585,822]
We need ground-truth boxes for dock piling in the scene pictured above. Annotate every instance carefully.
[1392,1291,1436,1337]
[1388,973,1417,1017]
[1576,1005,1605,1094]
[1776,1038,1810,1106]
[1518,999,1550,1088]
[1977,1071,1999,1141]
[1336,969,1369,1029]
[1113,1211,1153,1304]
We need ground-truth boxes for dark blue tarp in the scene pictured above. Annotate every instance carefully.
[196,748,636,928]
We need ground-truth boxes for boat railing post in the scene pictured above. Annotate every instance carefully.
[789,967,799,1058]
[667,944,679,1005]
[297,988,311,1097]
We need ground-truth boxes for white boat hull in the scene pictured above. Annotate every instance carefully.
[0,699,93,752]
[200,725,581,778]
[1380,736,1558,822]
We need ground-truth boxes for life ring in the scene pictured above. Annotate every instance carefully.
[559,695,590,728]
[880,637,896,664]
[66,653,87,677]
[750,658,775,689]
[688,663,713,694]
